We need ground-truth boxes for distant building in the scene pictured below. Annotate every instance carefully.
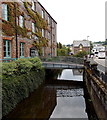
[73,40,90,54]
[65,44,73,55]
[91,43,105,54]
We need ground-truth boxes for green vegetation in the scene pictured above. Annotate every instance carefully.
[24,2,49,56]
[73,51,87,58]
[2,57,45,116]
[94,41,105,44]
[57,42,71,56]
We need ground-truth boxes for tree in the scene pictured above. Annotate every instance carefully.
[57,42,63,49]
[73,51,87,58]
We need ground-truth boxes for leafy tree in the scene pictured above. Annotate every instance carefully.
[57,42,71,56]
[73,51,87,58]
[57,42,63,49]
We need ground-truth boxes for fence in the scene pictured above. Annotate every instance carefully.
[0,58,17,62]
[0,57,32,63]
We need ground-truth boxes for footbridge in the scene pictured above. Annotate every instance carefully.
[40,56,84,69]
[42,62,84,69]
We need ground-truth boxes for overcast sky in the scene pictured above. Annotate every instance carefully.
[38,0,106,45]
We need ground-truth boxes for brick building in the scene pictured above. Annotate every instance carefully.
[73,40,90,54]
[0,0,57,60]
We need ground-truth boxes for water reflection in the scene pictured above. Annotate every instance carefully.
[4,85,87,119]
[50,96,87,118]
[3,69,98,120]
[58,69,83,81]
[4,86,57,119]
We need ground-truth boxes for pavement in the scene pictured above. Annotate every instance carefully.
[93,57,106,73]
[94,57,105,67]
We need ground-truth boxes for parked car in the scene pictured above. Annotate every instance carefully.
[98,51,105,59]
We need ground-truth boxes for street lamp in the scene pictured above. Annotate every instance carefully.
[87,36,89,40]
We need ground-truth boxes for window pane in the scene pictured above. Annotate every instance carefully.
[4,40,11,58]
[8,51,10,56]
[4,52,6,57]
[8,41,10,51]
[42,10,45,19]
[19,16,24,28]
[20,43,24,57]
[42,29,44,37]
[32,23,35,33]
[2,4,8,21]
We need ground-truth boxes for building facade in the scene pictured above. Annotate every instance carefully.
[73,40,90,54]
[91,43,105,54]
[0,0,57,60]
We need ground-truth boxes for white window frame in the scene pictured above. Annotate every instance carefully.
[42,29,45,37]
[42,10,45,19]
[48,16,50,24]
[20,42,24,58]
[19,15,24,28]
[4,40,11,58]
[2,4,8,21]
[32,22,36,33]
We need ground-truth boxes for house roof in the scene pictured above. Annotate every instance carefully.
[73,40,90,47]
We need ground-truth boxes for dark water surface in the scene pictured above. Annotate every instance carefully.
[4,69,98,119]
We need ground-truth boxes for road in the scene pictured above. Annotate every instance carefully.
[94,57,106,73]
[94,58,105,67]
[88,57,106,73]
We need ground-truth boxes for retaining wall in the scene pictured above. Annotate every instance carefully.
[84,61,107,119]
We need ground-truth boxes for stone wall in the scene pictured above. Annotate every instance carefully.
[84,61,107,119]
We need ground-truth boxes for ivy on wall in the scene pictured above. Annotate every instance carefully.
[24,2,48,30]
[2,2,49,55]
[24,2,49,55]
[2,2,30,39]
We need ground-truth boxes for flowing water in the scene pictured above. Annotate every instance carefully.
[4,69,98,119]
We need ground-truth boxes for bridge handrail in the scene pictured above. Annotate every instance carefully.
[0,58,17,62]
[84,60,107,84]
[0,57,32,63]
[40,56,84,65]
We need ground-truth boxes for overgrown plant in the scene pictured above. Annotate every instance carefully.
[2,57,45,116]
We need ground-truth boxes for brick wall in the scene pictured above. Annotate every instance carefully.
[1,0,57,59]
[0,2,2,59]
[74,47,90,54]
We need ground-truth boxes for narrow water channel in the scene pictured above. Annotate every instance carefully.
[3,69,98,119]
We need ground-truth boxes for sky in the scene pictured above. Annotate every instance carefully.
[38,0,106,45]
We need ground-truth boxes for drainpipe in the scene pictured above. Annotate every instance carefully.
[51,20,52,57]
[14,2,18,59]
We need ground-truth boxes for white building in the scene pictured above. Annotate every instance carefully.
[91,44,105,53]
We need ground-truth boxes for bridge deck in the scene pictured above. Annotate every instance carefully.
[42,62,84,69]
